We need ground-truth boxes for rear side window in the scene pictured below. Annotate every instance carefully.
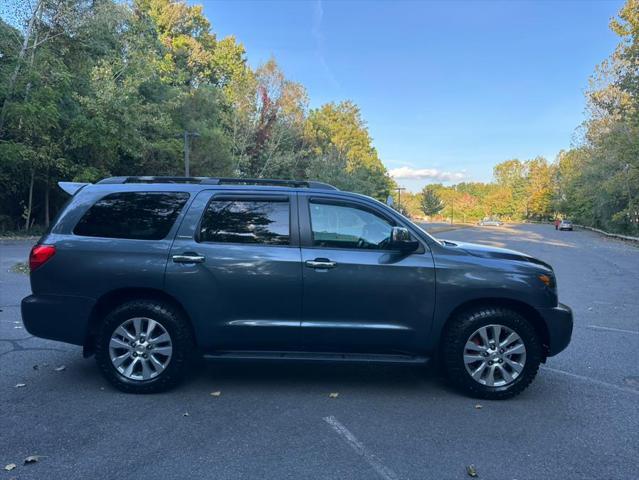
[74,192,189,240]
[199,199,289,245]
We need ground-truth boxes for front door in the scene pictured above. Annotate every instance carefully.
[298,195,436,354]
[165,190,302,350]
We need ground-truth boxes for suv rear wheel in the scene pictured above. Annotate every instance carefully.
[442,307,542,400]
[95,299,195,393]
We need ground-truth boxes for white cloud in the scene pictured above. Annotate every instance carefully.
[388,166,465,182]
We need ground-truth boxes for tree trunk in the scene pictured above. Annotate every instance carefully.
[44,169,50,227]
[25,169,35,231]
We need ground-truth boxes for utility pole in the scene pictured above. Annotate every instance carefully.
[183,131,200,177]
[395,187,406,212]
[451,184,457,225]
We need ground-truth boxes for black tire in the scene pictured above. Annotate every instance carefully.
[442,307,542,400]
[95,299,195,393]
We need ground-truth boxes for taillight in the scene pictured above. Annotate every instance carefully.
[29,245,56,271]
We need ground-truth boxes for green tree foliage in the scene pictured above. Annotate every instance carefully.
[554,0,639,234]
[0,0,392,231]
[304,101,392,199]
[420,186,444,217]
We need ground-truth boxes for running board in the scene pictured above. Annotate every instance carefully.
[203,351,429,365]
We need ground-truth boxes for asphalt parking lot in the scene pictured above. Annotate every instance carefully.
[1,224,638,479]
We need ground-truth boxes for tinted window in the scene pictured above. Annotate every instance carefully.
[199,199,290,245]
[310,202,394,249]
[74,192,189,240]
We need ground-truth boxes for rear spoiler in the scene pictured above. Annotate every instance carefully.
[58,181,89,195]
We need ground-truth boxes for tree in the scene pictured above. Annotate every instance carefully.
[304,101,392,199]
[420,186,444,217]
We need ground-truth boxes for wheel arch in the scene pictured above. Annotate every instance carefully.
[83,287,197,357]
[439,297,550,359]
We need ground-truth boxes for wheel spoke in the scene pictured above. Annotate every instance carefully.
[464,354,485,364]
[132,318,142,337]
[112,351,131,368]
[504,357,524,373]
[478,327,490,348]
[145,319,157,337]
[149,354,166,372]
[115,326,135,342]
[504,343,525,356]
[109,337,130,350]
[150,332,170,345]
[465,341,485,353]
[500,332,518,348]
[141,359,153,380]
[498,364,513,383]
[485,365,497,386]
[491,325,502,345]
[152,346,172,356]
[123,357,140,377]
[471,362,487,380]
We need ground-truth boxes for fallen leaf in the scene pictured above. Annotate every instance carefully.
[33,364,39,370]
[4,464,16,471]
[183,412,190,417]
[328,392,339,398]
[474,404,482,409]
[466,464,478,477]
[24,455,42,464]
[210,391,221,397]
[15,383,26,388]
[54,365,66,372]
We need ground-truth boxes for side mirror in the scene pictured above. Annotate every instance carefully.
[389,226,419,252]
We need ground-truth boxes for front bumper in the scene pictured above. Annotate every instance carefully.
[538,302,573,356]
[21,294,95,346]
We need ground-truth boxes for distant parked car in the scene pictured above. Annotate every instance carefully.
[559,220,573,231]
[478,218,503,226]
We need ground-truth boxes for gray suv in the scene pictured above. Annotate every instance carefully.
[22,177,573,399]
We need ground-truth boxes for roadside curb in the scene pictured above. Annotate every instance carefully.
[573,224,639,244]
[526,221,639,244]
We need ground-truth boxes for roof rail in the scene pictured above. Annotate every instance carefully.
[96,176,338,190]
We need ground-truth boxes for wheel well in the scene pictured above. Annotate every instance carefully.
[83,288,196,357]
[441,298,550,357]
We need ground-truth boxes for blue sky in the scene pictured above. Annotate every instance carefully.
[200,0,623,190]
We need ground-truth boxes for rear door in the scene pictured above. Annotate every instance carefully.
[165,190,303,350]
[298,194,436,354]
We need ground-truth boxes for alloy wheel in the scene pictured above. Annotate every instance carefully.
[108,317,173,381]
[463,324,527,387]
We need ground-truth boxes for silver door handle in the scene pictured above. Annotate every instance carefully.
[305,260,336,269]
[172,254,205,264]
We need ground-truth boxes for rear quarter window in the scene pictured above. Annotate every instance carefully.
[74,192,189,240]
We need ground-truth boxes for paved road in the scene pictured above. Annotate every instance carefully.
[1,224,638,479]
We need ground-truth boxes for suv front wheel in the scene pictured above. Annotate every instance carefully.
[442,307,542,400]
[95,299,195,393]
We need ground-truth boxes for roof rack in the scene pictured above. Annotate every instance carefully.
[96,176,338,190]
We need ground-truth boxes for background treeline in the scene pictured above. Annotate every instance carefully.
[1,0,638,236]
[0,0,392,232]
[400,1,639,235]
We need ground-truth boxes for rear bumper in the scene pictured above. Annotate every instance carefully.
[21,294,95,346]
[539,303,573,356]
